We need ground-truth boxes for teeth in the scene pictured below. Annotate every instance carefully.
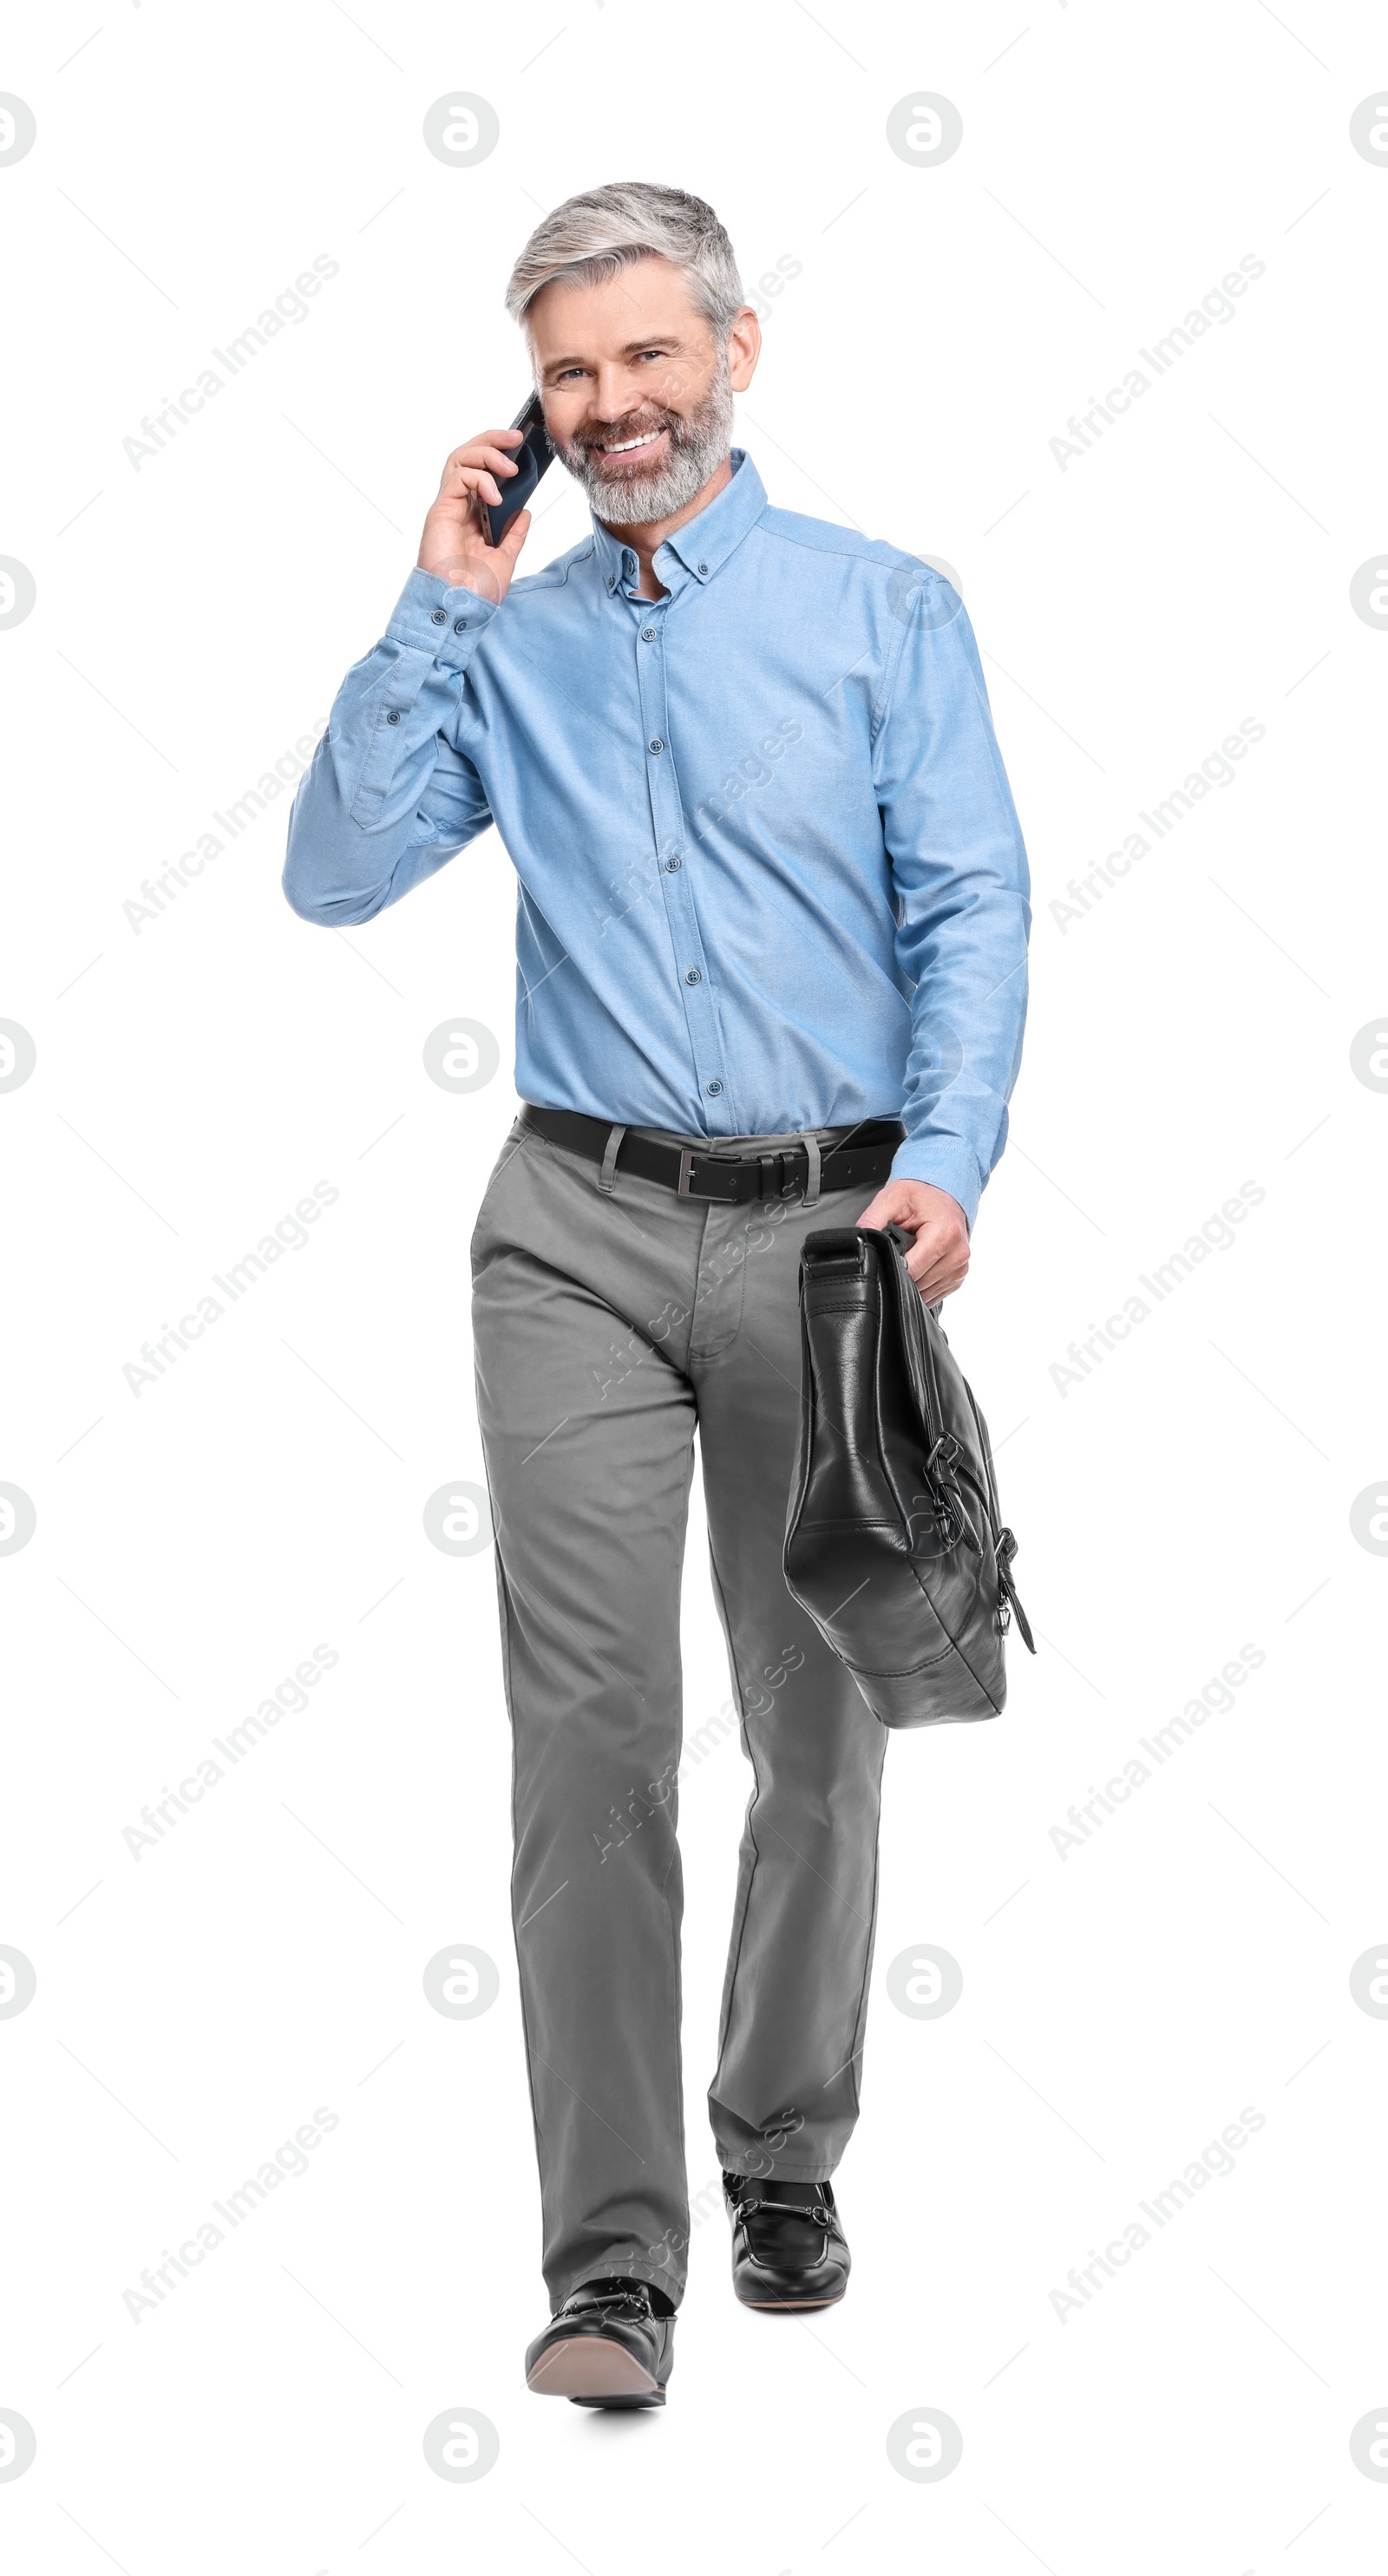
[601,430,661,454]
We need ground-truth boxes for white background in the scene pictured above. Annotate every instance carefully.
[3,2,1386,2568]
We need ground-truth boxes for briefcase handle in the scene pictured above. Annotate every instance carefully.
[800,1227,868,1272]
[802,1221,943,1317]
[800,1222,913,1267]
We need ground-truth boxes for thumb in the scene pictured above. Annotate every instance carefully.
[856,1181,915,1230]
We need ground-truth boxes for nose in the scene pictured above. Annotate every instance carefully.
[588,363,651,422]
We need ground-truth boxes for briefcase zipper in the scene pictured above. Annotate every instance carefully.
[964,1385,1037,1654]
[994,1527,1037,1654]
[922,1433,977,1551]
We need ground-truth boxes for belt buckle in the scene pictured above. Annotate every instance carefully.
[680,1147,742,1200]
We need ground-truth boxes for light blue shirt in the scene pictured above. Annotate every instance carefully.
[282,450,1030,1225]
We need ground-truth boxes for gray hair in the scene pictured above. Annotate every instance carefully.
[505,180,744,337]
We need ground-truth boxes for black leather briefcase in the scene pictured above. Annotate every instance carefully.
[783,1224,1035,1727]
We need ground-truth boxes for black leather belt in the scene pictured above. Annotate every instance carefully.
[520,1106,904,1204]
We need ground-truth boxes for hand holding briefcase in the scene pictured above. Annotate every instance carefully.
[783,1223,1035,1728]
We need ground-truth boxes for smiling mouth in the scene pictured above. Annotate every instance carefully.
[595,427,667,460]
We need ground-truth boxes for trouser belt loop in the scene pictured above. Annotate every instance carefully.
[802,1132,822,1209]
[597,1123,626,1194]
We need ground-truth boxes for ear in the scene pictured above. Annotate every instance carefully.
[726,307,762,393]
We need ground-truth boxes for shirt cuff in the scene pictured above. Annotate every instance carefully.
[384,566,500,670]
[888,1140,982,1232]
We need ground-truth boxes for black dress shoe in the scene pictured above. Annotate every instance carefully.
[723,2173,851,2310]
[525,2276,675,2408]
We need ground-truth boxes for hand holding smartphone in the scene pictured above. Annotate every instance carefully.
[481,392,554,546]
[415,403,553,606]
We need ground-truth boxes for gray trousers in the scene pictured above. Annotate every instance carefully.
[470,1116,888,2312]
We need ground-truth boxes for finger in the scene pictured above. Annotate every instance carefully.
[441,444,522,494]
[448,429,524,461]
[906,1237,968,1293]
[908,1247,966,1291]
[450,467,504,507]
[463,464,509,502]
[459,446,521,478]
[900,1222,949,1272]
[913,1258,968,1302]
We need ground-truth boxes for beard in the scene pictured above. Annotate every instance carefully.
[553,354,735,526]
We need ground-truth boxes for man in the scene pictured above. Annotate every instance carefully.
[283,180,1030,2411]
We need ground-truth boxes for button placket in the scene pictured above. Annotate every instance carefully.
[632,597,733,1131]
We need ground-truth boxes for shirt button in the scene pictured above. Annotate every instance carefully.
[386,710,401,724]
[697,562,708,575]
[430,610,446,624]
[454,618,468,633]
[606,574,615,592]
[684,967,702,984]
[664,855,682,873]
[706,1080,723,1096]
[648,737,664,755]
[640,625,656,642]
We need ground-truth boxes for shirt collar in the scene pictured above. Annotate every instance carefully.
[590,448,766,596]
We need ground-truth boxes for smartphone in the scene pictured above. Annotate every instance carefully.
[481,391,553,546]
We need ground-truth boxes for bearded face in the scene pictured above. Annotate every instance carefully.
[551,348,735,526]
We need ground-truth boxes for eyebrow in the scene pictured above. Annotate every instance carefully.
[540,336,684,370]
